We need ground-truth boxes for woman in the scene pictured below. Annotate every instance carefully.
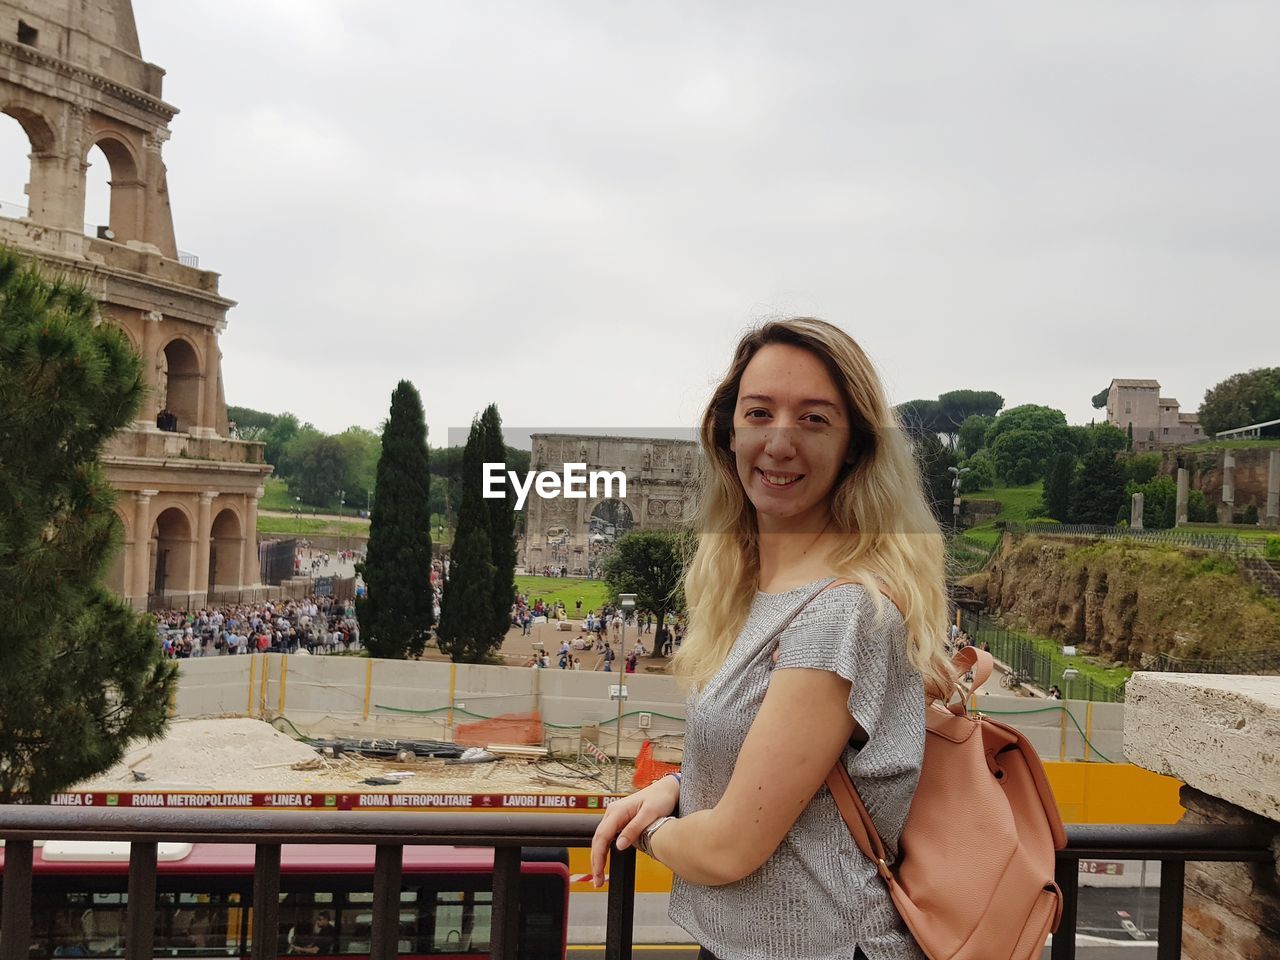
[590,318,953,960]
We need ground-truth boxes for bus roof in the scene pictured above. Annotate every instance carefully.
[3,842,506,876]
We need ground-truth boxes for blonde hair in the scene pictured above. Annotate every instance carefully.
[673,318,955,700]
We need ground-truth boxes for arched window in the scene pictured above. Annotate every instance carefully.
[209,508,244,592]
[158,338,202,433]
[152,507,194,597]
[84,143,111,237]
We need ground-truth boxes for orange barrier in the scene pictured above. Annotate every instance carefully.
[455,711,544,747]
[633,739,681,789]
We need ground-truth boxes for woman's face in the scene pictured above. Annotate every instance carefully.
[730,343,853,531]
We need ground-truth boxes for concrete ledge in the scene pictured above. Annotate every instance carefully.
[1124,673,1280,821]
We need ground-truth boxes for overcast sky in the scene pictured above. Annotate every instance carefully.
[6,1,1278,445]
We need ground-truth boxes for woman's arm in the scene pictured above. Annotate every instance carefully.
[632,667,855,886]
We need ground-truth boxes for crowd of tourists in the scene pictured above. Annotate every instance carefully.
[155,596,360,658]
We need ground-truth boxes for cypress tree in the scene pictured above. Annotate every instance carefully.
[436,415,497,662]
[480,404,516,641]
[0,251,177,802]
[355,381,433,659]
[1043,453,1075,522]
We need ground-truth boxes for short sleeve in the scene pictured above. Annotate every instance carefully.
[773,583,919,749]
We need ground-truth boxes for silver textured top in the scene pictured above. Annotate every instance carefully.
[669,578,927,960]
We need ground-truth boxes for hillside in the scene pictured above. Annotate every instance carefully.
[965,535,1280,666]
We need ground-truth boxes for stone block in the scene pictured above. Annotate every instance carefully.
[1124,673,1280,821]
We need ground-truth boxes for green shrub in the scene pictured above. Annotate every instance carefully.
[1266,537,1280,560]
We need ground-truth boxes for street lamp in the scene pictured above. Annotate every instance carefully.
[337,489,344,519]
[947,466,971,534]
[293,496,301,533]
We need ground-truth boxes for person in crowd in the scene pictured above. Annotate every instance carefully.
[591,318,953,960]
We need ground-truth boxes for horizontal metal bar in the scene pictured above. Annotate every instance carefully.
[0,808,1272,863]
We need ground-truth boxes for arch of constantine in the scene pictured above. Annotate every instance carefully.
[521,434,700,576]
[0,0,271,608]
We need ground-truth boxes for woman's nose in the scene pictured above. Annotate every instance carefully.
[762,425,798,459]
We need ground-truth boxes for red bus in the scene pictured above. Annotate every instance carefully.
[0,840,569,959]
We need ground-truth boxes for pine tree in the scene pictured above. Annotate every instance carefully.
[480,404,516,642]
[355,381,433,659]
[436,416,497,662]
[0,251,177,802]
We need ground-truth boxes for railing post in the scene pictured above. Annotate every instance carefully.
[490,846,522,960]
[252,843,281,960]
[1051,856,1078,960]
[370,844,404,960]
[125,841,157,960]
[604,844,637,960]
[0,839,33,960]
[1156,860,1185,960]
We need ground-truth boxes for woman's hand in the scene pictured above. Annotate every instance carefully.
[589,774,680,887]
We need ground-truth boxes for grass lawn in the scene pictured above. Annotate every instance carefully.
[963,481,1044,542]
[1179,524,1276,545]
[514,576,612,614]
[257,515,370,538]
[259,478,333,512]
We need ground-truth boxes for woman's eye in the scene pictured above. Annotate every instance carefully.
[744,409,770,419]
[805,415,830,425]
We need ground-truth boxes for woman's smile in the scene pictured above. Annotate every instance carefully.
[756,468,805,489]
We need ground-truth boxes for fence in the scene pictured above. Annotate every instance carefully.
[959,609,1127,703]
[945,533,1000,576]
[1006,522,1258,558]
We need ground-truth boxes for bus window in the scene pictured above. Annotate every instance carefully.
[430,890,491,955]
[154,891,241,956]
[30,891,126,958]
[337,889,420,955]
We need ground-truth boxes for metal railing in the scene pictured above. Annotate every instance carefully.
[0,807,1272,960]
[959,609,1127,703]
[1006,522,1259,558]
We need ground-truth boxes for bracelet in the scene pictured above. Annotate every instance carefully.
[637,815,675,858]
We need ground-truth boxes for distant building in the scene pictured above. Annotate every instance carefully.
[1106,379,1203,451]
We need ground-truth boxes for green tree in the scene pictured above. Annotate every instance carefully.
[436,416,498,662]
[288,433,357,507]
[957,415,993,458]
[1125,453,1162,486]
[225,404,277,439]
[480,404,517,643]
[1042,453,1076,522]
[602,531,690,657]
[1198,367,1280,436]
[985,405,1070,483]
[936,390,1004,435]
[957,452,994,493]
[263,412,301,473]
[0,252,176,801]
[1091,387,1110,409]
[913,432,960,524]
[1126,476,1177,529]
[335,425,381,511]
[355,381,433,659]
[1069,448,1127,525]
[897,399,942,438]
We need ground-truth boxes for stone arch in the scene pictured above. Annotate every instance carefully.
[1,104,57,154]
[0,107,51,220]
[209,507,244,591]
[158,336,201,432]
[83,133,142,241]
[151,505,194,597]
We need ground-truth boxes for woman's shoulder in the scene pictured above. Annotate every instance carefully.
[796,577,906,632]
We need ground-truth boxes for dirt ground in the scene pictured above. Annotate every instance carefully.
[72,718,629,795]
[418,620,673,675]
